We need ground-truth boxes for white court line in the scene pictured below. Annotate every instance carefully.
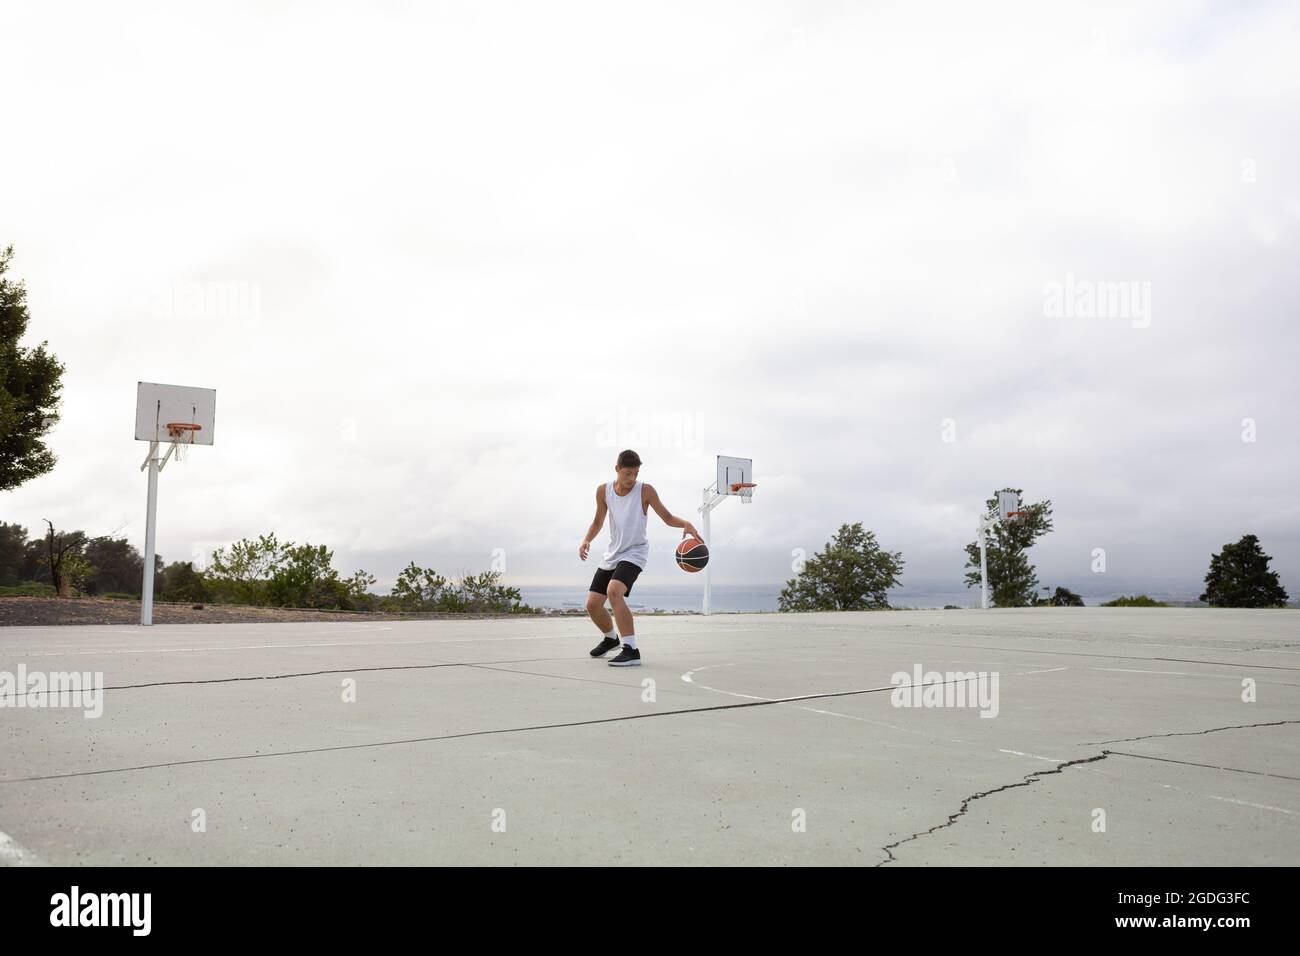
[802,626,1300,660]
[795,705,958,738]
[1092,667,1300,686]
[999,749,1066,763]
[1204,794,1295,815]
[805,626,1259,655]
[682,664,773,701]
[681,663,732,685]
[0,830,41,867]
[1157,784,1295,816]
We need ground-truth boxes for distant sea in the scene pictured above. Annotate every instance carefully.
[523,585,981,613]
[519,583,1209,613]
[522,584,779,613]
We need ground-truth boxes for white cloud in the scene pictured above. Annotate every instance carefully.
[2,0,1296,597]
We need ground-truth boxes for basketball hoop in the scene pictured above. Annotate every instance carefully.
[166,422,201,462]
[731,481,757,504]
[699,457,756,616]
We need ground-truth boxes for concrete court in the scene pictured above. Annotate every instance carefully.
[1,607,1297,866]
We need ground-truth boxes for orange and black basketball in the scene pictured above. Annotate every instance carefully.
[675,537,709,573]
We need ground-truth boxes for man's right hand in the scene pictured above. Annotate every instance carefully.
[579,540,590,561]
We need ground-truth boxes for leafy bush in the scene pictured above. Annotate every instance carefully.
[1040,586,1084,607]
[387,563,533,614]
[1100,595,1168,607]
[264,544,376,610]
[159,562,213,603]
[201,534,376,609]
[0,580,56,596]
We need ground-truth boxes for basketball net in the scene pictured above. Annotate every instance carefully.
[167,423,199,462]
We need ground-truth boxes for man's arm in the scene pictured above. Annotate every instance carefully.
[579,484,607,560]
[644,484,702,540]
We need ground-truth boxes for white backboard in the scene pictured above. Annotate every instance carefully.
[135,382,216,445]
[717,455,753,495]
[997,490,1022,521]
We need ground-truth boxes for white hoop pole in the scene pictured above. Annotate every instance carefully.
[141,444,160,626]
[701,487,713,616]
[977,514,1002,609]
[979,519,989,609]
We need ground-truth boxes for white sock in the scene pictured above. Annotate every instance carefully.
[622,634,637,649]
[602,627,617,640]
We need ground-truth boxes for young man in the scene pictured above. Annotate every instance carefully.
[579,449,701,666]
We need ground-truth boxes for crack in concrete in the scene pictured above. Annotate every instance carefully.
[17,656,586,695]
[1083,719,1300,746]
[875,753,1109,867]
[876,719,1300,865]
[1104,750,1300,781]
[0,684,899,785]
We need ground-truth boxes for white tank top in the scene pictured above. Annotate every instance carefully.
[601,480,649,570]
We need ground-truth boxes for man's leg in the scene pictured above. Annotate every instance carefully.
[586,591,614,634]
[586,571,621,658]
[606,578,641,666]
[606,580,635,639]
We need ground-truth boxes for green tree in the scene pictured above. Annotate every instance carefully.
[963,488,1054,607]
[341,569,378,610]
[390,562,450,610]
[40,520,88,598]
[0,246,65,491]
[1200,535,1290,608]
[206,534,286,605]
[266,543,349,609]
[0,521,28,584]
[778,523,904,611]
[82,536,146,596]
[19,535,44,581]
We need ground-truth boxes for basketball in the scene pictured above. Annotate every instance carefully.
[675,537,709,573]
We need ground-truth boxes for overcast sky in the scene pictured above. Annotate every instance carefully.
[2,0,1296,597]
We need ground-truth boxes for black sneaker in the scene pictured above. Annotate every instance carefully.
[589,635,621,658]
[608,645,641,667]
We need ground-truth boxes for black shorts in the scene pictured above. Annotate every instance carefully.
[589,561,643,597]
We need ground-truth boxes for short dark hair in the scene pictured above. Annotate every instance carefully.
[617,449,642,469]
